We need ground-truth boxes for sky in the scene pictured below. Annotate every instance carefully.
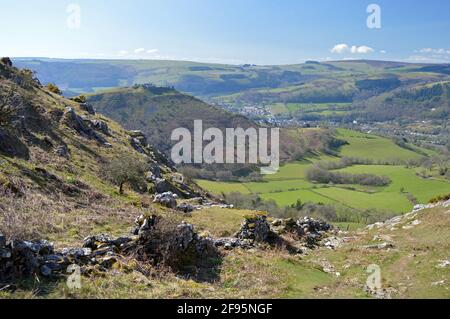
[1,0,450,65]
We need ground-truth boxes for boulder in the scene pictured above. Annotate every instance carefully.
[79,103,95,115]
[176,203,195,213]
[0,233,6,248]
[155,179,189,198]
[91,120,110,136]
[235,215,271,243]
[129,137,147,155]
[55,145,70,158]
[153,192,178,209]
[176,222,195,250]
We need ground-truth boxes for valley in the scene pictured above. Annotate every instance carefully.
[197,128,450,226]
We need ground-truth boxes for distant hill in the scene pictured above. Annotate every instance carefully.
[85,84,255,156]
[13,58,450,123]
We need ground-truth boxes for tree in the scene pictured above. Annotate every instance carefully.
[103,155,147,194]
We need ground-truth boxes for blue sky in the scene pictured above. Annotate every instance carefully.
[1,0,450,65]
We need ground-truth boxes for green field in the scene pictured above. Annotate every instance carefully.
[197,129,450,215]
[336,129,427,161]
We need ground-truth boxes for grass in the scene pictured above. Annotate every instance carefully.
[338,165,450,203]
[336,129,425,161]
[197,129,449,215]
[5,204,448,299]
[195,180,251,195]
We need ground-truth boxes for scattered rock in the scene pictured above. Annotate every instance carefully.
[153,192,178,209]
[437,260,450,268]
[364,242,395,250]
[431,280,446,287]
[176,203,195,214]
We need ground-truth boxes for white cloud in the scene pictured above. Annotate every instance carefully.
[331,44,374,54]
[146,49,159,54]
[380,50,387,54]
[331,44,350,54]
[419,48,447,54]
[118,50,129,56]
[134,48,146,54]
[411,48,450,62]
[352,45,374,54]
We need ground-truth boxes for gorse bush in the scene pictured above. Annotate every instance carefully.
[46,83,62,95]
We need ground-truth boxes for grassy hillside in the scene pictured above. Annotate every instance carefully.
[4,203,448,299]
[0,60,202,246]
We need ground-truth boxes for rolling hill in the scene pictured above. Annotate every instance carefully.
[13,58,450,123]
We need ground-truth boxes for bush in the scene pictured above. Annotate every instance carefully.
[46,83,62,95]
[429,193,450,204]
[71,95,87,104]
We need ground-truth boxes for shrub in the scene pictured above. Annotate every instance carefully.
[429,193,450,204]
[46,83,62,95]
[71,95,87,104]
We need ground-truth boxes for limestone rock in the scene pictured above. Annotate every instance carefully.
[153,192,178,209]
[79,103,95,115]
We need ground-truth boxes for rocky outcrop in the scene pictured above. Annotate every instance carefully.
[272,217,334,248]
[79,103,95,115]
[63,107,107,144]
[176,203,195,213]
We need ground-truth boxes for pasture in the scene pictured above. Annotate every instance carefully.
[197,129,450,215]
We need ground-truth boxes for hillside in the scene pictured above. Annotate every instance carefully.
[0,60,449,299]
[13,58,450,125]
[85,84,346,178]
[0,59,206,246]
[85,84,254,156]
